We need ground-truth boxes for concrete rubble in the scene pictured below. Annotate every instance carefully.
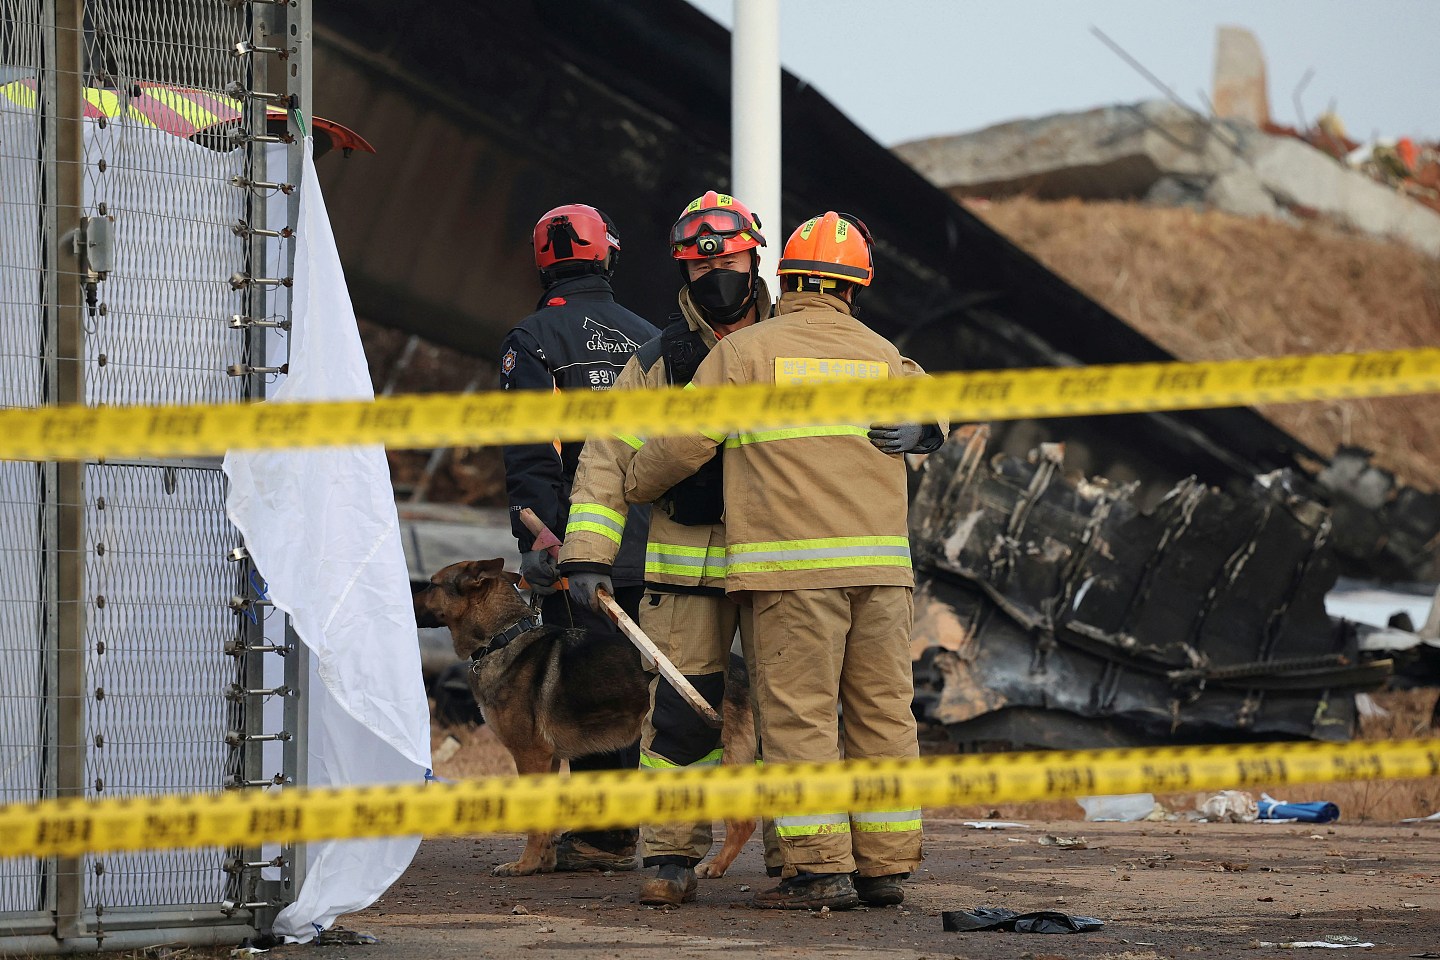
[894,100,1440,258]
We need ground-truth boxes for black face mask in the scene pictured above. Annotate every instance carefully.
[688,267,754,324]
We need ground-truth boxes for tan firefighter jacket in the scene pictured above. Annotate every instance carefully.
[558,281,772,593]
[624,289,944,593]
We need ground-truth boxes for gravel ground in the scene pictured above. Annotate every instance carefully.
[265,818,1440,960]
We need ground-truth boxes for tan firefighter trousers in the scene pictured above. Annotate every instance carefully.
[638,591,781,870]
[749,585,922,878]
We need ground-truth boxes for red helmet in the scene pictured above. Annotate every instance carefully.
[533,203,619,277]
[670,191,765,261]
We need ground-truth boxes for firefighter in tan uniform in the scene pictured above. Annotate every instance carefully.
[624,212,946,911]
[558,192,781,907]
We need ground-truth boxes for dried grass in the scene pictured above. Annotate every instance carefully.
[428,688,1440,824]
[971,197,1440,489]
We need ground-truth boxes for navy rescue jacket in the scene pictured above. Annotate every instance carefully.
[499,274,658,587]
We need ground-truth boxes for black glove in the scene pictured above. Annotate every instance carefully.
[868,423,924,454]
[568,570,613,613]
[519,549,559,595]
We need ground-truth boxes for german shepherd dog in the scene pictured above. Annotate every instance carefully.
[413,559,757,878]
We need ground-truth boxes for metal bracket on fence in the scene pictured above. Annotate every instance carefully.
[227,546,250,562]
[226,773,291,789]
[231,40,288,60]
[228,271,293,289]
[228,314,292,330]
[225,363,288,378]
[220,899,280,917]
[223,80,298,109]
[224,640,290,656]
[224,855,286,874]
[231,220,294,240]
[225,682,291,701]
[225,730,292,747]
[229,595,274,613]
[227,127,295,149]
[228,175,295,194]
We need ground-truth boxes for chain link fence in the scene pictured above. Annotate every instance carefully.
[1,0,306,950]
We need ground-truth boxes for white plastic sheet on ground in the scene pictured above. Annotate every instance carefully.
[224,139,431,942]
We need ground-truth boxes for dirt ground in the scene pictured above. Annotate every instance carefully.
[266,818,1440,960]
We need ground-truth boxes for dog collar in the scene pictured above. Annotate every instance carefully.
[473,614,538,660]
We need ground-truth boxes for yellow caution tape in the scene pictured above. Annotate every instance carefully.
[3,348,1439,462]
[1,739,1435,859]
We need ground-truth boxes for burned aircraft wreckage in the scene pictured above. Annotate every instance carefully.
[313,2,1440,745]
[909,428,1412,750]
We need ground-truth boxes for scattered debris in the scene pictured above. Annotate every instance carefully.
[311,928,377,946]
[432,733,463,764]
[942,907,1104,934]
[1254,935,1376,949]
[1400,811,1440,824]
[1077,793,1158,822]
[910,429,1391,751]
[511,905,530,915]
[1037,835,1089,850]
[1258,793,1341,823]
[1198,790,1259,823]
[962,820,1028,830]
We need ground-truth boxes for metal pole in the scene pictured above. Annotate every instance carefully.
[50,0,88,942]
[731,0,781,285]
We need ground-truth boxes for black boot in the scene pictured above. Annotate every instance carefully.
[854,871,908,906]
[638,863,697,906]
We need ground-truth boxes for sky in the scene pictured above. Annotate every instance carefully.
[686,0,1440,147]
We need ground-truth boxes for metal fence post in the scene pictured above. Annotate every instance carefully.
[50,0,88,942]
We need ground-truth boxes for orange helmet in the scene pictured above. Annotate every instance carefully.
[777,211,874,286]
[670,191,766,260]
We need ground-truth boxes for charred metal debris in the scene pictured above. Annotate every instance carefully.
[910,426,1395,751]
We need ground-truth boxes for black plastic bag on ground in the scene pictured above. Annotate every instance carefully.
[942,907,1104,934]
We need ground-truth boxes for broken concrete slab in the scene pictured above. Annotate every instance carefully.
[893,100,1440,257]
[1250,135,1440,256]
[1205,167,1281,219]
[893,100,1244,202]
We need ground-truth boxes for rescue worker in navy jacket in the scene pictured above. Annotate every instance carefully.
[498,203,658,871]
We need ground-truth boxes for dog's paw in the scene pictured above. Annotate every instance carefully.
[492,861,550,877]
[694,861,724,879]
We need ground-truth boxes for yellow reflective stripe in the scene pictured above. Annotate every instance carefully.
[615,433,645,450]
[571,502,625,525]
[83,87,121,117]
[726,535,910,575]
[145,86,220,130]
[728,536,910,553]
[852,810,923,833]
[774,813,851,837]
[728,555,912,574]
[640,748,723,770]
[566,502,625,544]
[726,424,870,446]
[0,80,37,110]
[646,543,727,579]
[566,521,622,545]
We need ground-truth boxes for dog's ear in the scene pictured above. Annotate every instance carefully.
[500,569,522,585]
[456,559,510,595]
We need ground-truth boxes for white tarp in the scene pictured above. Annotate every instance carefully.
[224,141,431,941]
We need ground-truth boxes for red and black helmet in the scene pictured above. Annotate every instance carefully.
[533,203,620,281]
[670,191,765,261]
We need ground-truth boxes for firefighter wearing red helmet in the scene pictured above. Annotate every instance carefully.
[559,191,782,905]
[498,203,658,872]
[624,212,946,910]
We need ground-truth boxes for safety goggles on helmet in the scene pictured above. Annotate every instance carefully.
[670,207,765,253]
